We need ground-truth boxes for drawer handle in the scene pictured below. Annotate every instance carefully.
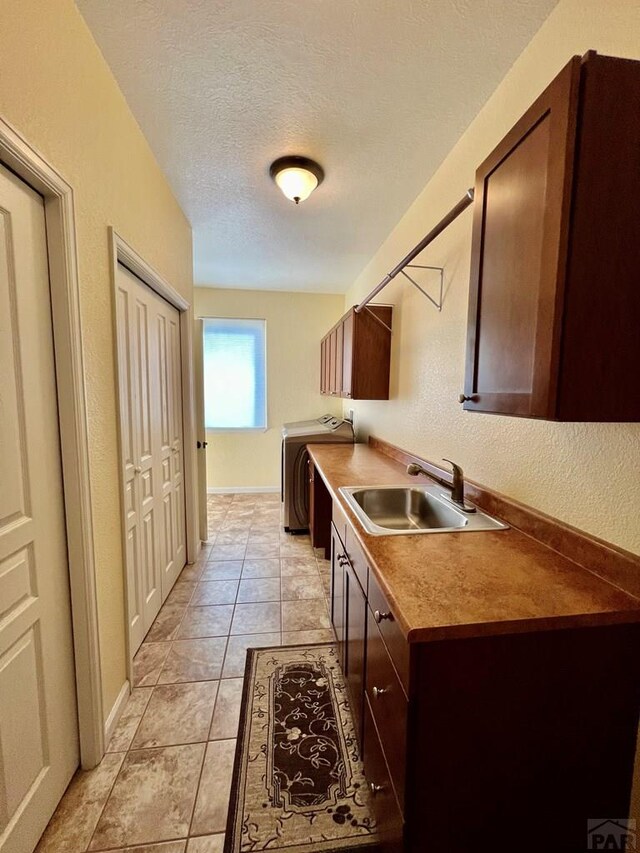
[372,686,386,699]
[337,554,348,566]
[374,609,392,624]
[369,781,384,796]
[458,393,479,403]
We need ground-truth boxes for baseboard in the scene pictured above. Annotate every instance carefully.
[104,679,130,747]
[207,486,280,494]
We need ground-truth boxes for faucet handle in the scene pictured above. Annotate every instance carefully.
[442,458,463,478]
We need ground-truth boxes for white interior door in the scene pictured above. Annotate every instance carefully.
[116,264,186,654]
[194,319,208,542]
[154,286,185,596]
[0,164,78,852]
[115,273,148,653]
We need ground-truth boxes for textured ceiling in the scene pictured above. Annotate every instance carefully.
[77,0,558,291]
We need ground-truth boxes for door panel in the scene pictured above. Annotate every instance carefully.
[116,263,187,652]
[342,315,353,398]
[134,295,161,624]
[345,562,366,749]
[168,311,186,576]
[115,282,145,651]
[0,163,78,851]
[330,525,345,665]
[194,319,208,543]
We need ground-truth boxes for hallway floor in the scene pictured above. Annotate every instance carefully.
[37,493,333,853]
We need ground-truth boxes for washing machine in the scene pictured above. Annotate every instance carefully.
[281,415,354,532]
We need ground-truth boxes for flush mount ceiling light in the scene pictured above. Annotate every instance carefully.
[269,156,324,205]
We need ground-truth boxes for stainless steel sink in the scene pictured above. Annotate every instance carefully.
[339,485,508,536]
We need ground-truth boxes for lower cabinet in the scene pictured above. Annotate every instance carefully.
[330,523,345,658]
[331,521,366,746]
[344,559,366,746]
[363,700,403,853]
[329,510,640,853]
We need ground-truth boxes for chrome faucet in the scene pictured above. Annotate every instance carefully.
[406,459,476,513]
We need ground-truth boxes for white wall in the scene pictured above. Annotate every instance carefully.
[343,0,640,557]
[195,287,344,489]
[0,0,193,717]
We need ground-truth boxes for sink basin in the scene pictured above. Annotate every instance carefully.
[339,485,508,536]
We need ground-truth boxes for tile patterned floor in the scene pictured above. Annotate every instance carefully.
[37,493,333,853]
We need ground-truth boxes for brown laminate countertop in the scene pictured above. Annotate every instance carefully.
[307,442,640,643]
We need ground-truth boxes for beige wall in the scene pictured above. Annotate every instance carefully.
[344,0,640,558]
[0,0,193,718]
[195,288,344,488]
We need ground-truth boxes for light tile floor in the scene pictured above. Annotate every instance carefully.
[37,493,333,853]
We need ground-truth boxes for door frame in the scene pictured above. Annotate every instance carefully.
[109,228,200,683]
[0,117,104,768]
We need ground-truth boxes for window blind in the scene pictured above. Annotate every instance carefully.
[203,318,267,429]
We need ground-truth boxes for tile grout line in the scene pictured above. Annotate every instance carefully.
[119,496,318,849]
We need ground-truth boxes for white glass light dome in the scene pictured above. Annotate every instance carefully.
[270,157,324,205]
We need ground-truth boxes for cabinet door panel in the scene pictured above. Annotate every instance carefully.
[324,337,331,395]
[320,338,326,394]
[335,322,343,397]
[465,56,580,418]
[342,314,353,399]
[329,329,338,396]
[330,525,345,666]
[345,562,366,748]
[363,701,404,852]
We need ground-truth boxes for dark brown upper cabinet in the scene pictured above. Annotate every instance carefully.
[321,305,392,400]
[463,51,640,421]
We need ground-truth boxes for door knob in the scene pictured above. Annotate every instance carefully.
[196,440,209,449]
[458,393,479,403]
[374,609,392,623]
[134,466,141,474]
[372,686,386,699]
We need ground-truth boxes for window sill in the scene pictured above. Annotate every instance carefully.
[206,427,268,434]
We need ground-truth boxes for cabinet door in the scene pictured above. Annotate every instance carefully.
[335,322,344,397]
[345,561,366,748]
[342,314,353,398]
[330,524,345,665]
[324,336,331,395]
[464,57,580,418]
[363,701,404,853]
[328,328,338,396]
[308,458,315,543]
[320,338,326,394]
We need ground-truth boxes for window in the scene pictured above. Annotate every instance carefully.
[203,318,267,429]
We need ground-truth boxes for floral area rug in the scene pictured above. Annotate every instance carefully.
[224,643,379,852]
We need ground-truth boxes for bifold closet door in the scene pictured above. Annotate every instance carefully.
[155,285,186,596]
[116,264,186,654]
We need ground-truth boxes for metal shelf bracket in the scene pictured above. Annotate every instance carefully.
[400,264,444,312]
[354,188,474,315]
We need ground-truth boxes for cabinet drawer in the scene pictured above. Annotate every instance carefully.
[345,523,368,593]
[363,699,403,853]
[367,570,410,692]
[366,618,407,809]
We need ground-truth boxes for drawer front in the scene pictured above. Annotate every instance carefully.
[345,523,368,593]
[366,617,407,809]
[363,700,404,853]
[368,570,410,692]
